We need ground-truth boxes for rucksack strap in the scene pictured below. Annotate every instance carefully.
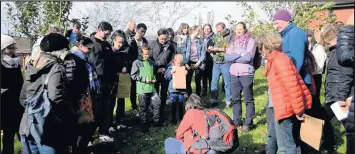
[202,110,210,139]
[44,63,58,88]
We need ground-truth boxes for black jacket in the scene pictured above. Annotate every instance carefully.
[88,35,113,84]
[19,52,74,146]
[1,60,24,130]
[148,40,176,68]
[109,45,130,84]
[325,45,353,104]
[128,37,149,63]
[336,25,354,132]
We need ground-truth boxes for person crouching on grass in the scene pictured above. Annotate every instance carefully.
[165,54,188,124]
[131,47,162,132]
[256,32,312,154]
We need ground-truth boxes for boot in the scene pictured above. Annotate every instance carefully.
[171,102,177,124]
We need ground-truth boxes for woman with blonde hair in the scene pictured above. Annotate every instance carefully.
[257,32,312,154]
[175,23,190,53]
[181,25,206,96]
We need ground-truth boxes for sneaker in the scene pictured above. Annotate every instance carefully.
[88,141,93,147]
[117,124,132,130]
[99,135,114,142]
[225,101,232,108]
[109,127,117,134]
[132,109,139,117]
[242,125,250,134]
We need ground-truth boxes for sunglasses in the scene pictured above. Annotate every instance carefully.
[7,46,16,50]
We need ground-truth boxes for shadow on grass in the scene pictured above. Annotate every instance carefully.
[231,133,266,154]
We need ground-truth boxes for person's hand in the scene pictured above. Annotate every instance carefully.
[296,113,305,121]
[208,46,214,53]
[171,67,176,75]
[122,67,127,73]
[194,61,201,68]
[185,64,190,70]
[151,79,156,83]
[145,78,151,83]
[339,97,352,112]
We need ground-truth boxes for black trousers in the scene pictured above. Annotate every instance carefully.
[130,79,138,110]
[155,74,169,122]
[138,93,161,123]
[202,58,213,94]
[1,127,18,154]
[72,123,97,154]
[186,61,203,96]
[98,84,112,135]
[115,98,126,125]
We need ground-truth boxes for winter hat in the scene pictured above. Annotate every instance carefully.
[1,34,16,51]
[40,33,69,52]
[273,9,292,22]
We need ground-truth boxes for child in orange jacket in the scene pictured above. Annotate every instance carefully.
[256,32,312,154]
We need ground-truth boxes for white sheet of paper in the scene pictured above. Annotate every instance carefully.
[330,102,349,121]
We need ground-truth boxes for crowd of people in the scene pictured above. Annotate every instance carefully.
[0,9,354,154]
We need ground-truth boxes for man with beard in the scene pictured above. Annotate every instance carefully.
[128,23,149,117]
[149,28,176,124]
[88,21,114,142]
[209,22,235,108]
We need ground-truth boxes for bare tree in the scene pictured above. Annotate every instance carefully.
[206,10,215,26]
[258,2,297,20]
[198,13,203,26]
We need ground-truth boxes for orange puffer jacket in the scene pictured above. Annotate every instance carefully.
[265,51,312,121]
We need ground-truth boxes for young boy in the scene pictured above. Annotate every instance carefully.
[165,54,188,124]
[131,47,162,132]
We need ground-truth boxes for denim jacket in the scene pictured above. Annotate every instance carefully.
[181,38,206,69]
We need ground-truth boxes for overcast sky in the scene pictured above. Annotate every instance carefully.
[1,2,268,35]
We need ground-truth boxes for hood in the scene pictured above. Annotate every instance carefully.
[280,23,296,37]
[25,52,60,82]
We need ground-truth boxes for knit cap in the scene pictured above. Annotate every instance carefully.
[1,34,16,51]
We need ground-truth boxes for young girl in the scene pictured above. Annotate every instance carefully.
[181,26,206,96]
[256,32,312,154]
[110,30,131,131]
[175,23,190,53]
[165,54,188,124]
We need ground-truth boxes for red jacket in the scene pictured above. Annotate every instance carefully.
[176,109,210,154]
[265,51,312,121]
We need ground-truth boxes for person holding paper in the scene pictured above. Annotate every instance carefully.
[165,54,188,124]
[336,15,354,154]
[181,25,206,97]
[256,32,312,154]
[109,30,131,131]
[131,47,162,132]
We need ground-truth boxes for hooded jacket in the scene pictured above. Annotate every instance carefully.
[336,25,354,131]
[19,52,74,146]
[131,56,156,94]
[325,45,353,104]
[279,23,311,85]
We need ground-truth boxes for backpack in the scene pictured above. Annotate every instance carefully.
[189,109,239,154]
[253,47,263,70]
[22,63,57,144]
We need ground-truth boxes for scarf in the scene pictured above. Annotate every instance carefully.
[2,54,19,68]
[204,33,214,39]
[72,50,100,93]
[234,32,251,48]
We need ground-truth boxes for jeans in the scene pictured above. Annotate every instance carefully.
[187,61,203,96]
[164,138,218,154]
[210,63,231,105]
[266,107,278,154]
[21,134,57,154]
[275,117,297,154]
[231,75,255,127]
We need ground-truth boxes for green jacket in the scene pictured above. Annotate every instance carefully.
[131,56,156,94]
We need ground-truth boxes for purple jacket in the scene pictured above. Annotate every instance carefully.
[225,38,256,76]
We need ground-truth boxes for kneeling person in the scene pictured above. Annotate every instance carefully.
[131,47,162,132]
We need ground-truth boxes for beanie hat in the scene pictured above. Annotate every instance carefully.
[1,34,16,51]
[40,33,69,52]
[273,9,292,22]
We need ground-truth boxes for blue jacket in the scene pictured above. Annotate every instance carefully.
[164,64,187,93]
[280,23,311,85]
[181,38,206,65]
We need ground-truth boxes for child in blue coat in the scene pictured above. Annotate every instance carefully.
[165,54,188,124]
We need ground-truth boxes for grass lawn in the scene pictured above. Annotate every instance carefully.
[3,67,347,154]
